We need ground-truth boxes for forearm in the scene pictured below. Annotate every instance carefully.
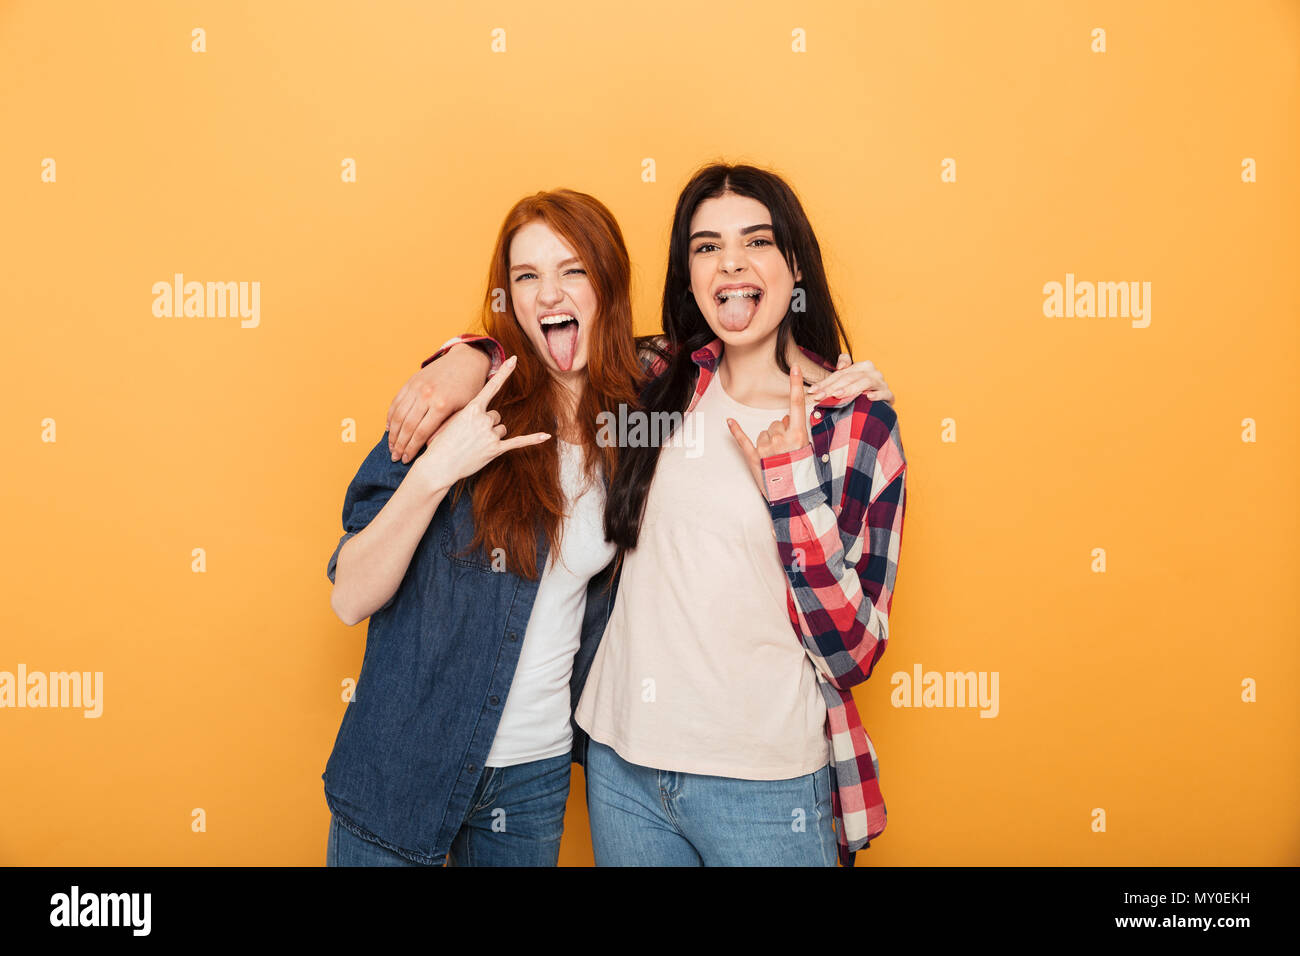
[330,463,454,626]
[772,500,887,689]
[422,337,501,375]
[440,341,491,378]
[762,448,906,689]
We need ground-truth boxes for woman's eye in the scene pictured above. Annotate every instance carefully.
[565,268,586,276]
[749,237,772,247]
[694,242,718,254]
[514,273,536,281]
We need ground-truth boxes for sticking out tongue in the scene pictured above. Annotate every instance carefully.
[717,291,760,331]
[543,320,580,371]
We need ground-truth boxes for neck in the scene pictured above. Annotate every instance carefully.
[717,333,827,408]
[548,369,584,435]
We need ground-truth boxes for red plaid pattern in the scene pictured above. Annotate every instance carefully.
[686,339,907,866]
[423,334,908,866]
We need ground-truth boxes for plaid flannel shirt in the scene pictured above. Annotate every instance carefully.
[423,334,908,867]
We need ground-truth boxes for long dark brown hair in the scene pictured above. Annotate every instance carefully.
[604,163,852,551]
[457,189,642,578]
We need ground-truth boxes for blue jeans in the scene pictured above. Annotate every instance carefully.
[584,739,837,866]
[326,751,572,866]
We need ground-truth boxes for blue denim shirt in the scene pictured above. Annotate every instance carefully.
[322,432,620,864]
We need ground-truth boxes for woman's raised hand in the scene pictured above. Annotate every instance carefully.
[726,365,812,497]
[410,356,551,492]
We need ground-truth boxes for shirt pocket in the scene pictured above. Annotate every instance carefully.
[438,496,498,573]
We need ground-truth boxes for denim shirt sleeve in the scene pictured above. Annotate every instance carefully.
[326,432,415,614]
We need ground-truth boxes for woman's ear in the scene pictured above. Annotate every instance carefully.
[792,255,802,283]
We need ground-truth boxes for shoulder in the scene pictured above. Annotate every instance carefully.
[829,396,905,492]
[859,394,902,446]
[635,334,672,378]
[347,432,419,494]
[826,394,901,446]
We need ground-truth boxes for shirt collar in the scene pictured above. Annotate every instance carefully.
[689,337,855,410]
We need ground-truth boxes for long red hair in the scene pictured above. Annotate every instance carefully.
[456,190,642,578]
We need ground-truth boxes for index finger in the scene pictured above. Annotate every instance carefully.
[789,364,810,441]
[470,354,517,408]
[789,364,806,417]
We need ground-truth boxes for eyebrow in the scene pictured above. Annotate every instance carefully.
[688,223,774,242]
[510,257,583,273]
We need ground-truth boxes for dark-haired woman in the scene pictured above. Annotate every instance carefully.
[386,165,906,866]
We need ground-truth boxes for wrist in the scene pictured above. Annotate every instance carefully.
[411,453,456,500]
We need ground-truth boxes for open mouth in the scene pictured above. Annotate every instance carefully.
[540,313,580,371]
[714,287,763,331]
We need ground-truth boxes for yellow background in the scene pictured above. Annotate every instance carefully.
[1,0,1297,865]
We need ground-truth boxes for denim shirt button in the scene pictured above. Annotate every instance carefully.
[489,696,500,706]
[466,763,477,773]
[508,632,519,642]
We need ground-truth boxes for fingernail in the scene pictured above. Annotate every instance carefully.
[391,454,398,462]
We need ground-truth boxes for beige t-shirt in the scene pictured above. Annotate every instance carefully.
[574,374,829,779]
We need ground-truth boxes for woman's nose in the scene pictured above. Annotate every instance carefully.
[538,276,563,303]
[721,244,748,273]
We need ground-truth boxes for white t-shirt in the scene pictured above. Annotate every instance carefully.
[485,440,617,767]
[574,375,829,779]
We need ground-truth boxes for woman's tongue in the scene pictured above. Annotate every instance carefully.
[543,321,580,371]
[717,291,760,331]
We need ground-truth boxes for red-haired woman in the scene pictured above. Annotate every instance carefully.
[322,190,642,866]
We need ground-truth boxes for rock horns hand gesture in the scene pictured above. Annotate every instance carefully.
[726,365,812,497]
